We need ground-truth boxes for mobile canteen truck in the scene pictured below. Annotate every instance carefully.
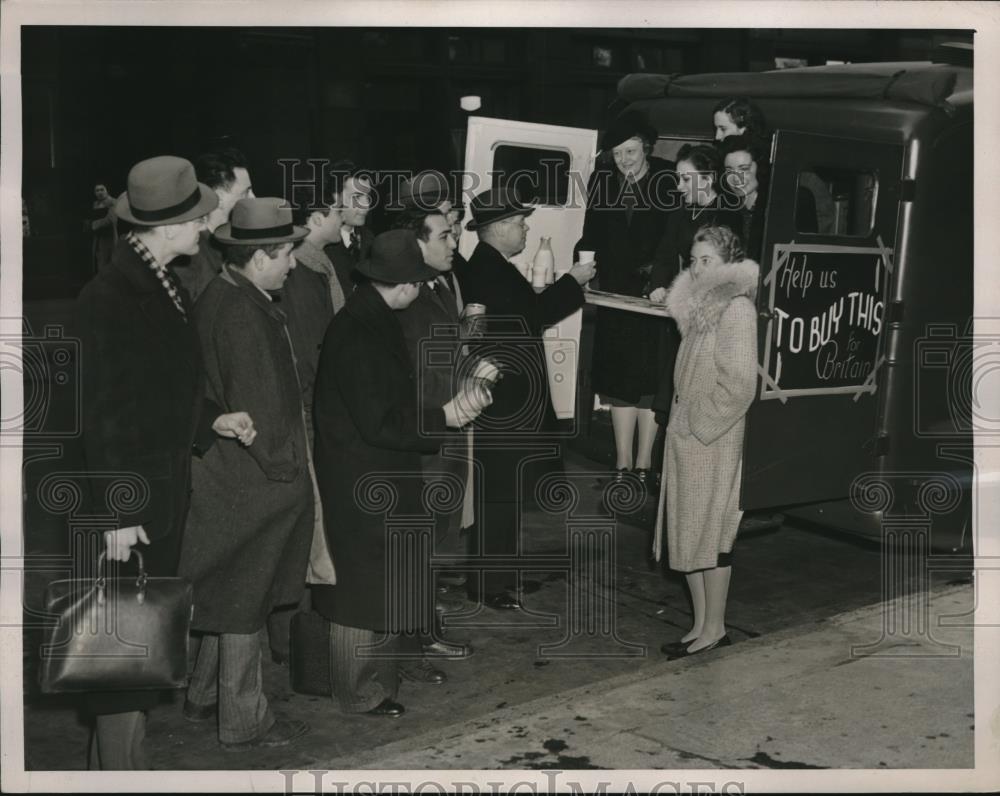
[459,61,973,554]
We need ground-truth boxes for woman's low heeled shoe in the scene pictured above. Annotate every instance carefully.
[662,634,732,660]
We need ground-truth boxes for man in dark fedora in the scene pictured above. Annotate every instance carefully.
[312,229,490,718]
[460,185,597,611]
[75,155,258,768]
[180,197,314,750]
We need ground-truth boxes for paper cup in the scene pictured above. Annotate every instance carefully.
[578,250,595,264]
[474,359,500,383]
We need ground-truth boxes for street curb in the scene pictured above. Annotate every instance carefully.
[311,581,972,770]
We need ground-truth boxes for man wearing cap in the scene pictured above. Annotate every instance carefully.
[76,155,258,769]
[461,185,597,611]
[312,229,490,718]
[173,148,255,304]
[179,198,314,750]
[323,160,374,296]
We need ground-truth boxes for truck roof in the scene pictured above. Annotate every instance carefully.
[619,62,971,146]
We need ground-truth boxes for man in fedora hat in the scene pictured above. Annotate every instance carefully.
[173,148,255,304]
[75,155,258,769]
[461,184,597,611]
[179,197,314,750]
[312,229,490,718]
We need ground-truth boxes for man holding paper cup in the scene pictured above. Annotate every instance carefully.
[461,184,596,611]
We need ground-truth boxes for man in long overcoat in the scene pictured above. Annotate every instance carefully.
[75,156,256,768]
[312,229,488,717]
[459,186,596,610]
[180,198,314,750]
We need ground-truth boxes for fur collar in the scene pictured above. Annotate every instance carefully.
[665,259,760,334]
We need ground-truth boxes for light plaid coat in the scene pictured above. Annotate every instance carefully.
[653,259,759,572]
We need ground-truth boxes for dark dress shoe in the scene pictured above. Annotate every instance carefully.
[182,699,217,723]
[221,719,310,751]
[423,639,473,658]
[367,698,405,717]
[399,659,448,684]
[663,635,732,661]
[484,592,523,611]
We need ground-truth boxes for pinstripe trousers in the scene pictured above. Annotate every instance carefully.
[329,622,403,713]
[187,629,275,744]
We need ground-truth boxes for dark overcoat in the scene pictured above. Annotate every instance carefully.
[396,278,469,541]
[576,155,675,403]
[180,265,314,634]
[460,241,584,594]
[323,226,373,300]
[173,229,224,305]
[311,282,446,631]
[75,237,217,713]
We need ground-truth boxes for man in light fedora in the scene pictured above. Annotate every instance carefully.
[75,155,258,769]
[179,198,314,750]
[461,184,596,612]
[311,229,490,718]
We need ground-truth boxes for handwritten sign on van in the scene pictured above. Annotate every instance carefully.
[759,243,891,400]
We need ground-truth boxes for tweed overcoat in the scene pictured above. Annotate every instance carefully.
[653,259,759,572]
[180,265,314,634]
[311,282,446,631]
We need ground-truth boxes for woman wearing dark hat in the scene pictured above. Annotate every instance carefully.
[75,156,257,768]
[575,110,675,486]
[311,230,490,717]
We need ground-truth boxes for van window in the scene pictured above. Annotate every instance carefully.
[491,144,572,206]
[795,167,877,236]
[652,136,710,164]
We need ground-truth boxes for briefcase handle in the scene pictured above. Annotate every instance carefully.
[95,550,149,606]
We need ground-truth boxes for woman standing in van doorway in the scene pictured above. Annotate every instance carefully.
[718,133,770,262]
[648,145,741,422]
[575,111,675,488]
[654,224,758,658]
[712,96,769,150]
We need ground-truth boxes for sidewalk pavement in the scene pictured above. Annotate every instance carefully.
[315,584,974,770]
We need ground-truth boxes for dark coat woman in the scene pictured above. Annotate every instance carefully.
[180,265,314,634]
[312,281,447,631]
[577,152,675,404]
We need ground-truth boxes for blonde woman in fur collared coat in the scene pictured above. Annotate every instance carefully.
[652,224,758,659]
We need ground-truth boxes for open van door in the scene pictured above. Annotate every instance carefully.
[461,117,598,419]
[741,130,903,511]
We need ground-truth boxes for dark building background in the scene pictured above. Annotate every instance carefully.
[21,26,970,299]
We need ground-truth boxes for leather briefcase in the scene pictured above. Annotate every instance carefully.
[289,610,333,697]
[39,551,193,693]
